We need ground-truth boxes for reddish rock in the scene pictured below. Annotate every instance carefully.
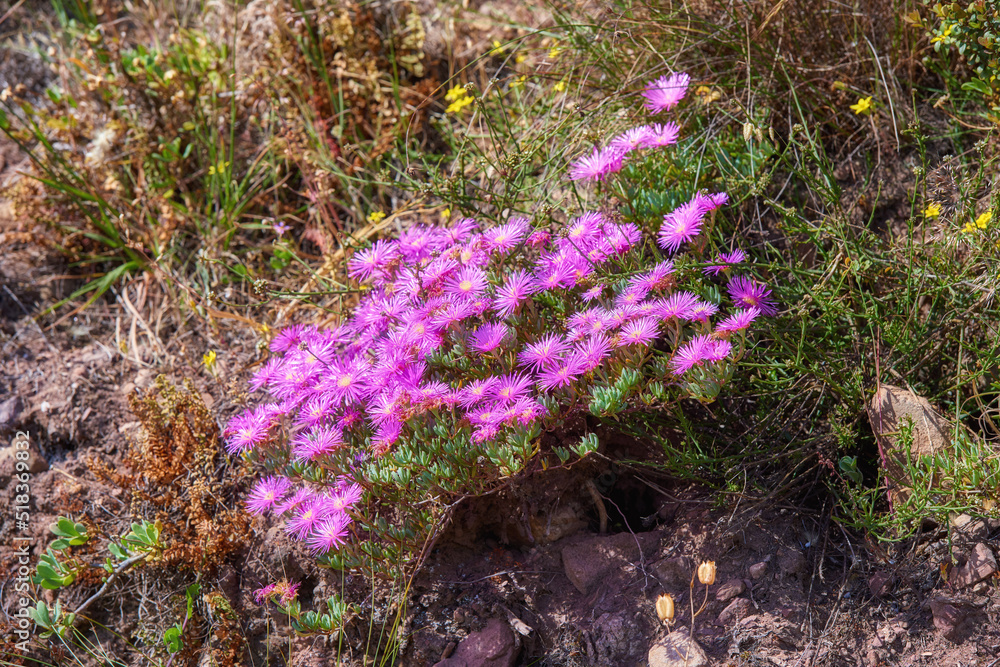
[715,578,746,603]
[652,555,696,587]
[777,548,807,578]
[561,532,659,594]
[717,598,754,626]
[948,544,997,589]
[928,597,975,643]
[868,570,895,597]
[433,618,518,667]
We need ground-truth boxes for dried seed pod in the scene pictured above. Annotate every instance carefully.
[655,593,674,621]
[697,561,716,586]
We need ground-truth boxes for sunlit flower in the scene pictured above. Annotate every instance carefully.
[923,203,941,218]
[850,96,873,115]
[642,72,690,113]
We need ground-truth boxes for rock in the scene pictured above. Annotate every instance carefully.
[777,548,807,578]
[562,532,659,594]
[0,396,23,431]
[748,561,768,579]
[647,629,708,667]
[868,571,895,597]
[868,385,952,504]
[652,555,695,587]
[717,598,754,626]
[433,618,518,667]
[0,441,48,474]
[949,544,997,589]
[949,513,990,540]
[715,578,746,603]
[587,611,646,664]
[529,504,587,545]
[928,597,977,643]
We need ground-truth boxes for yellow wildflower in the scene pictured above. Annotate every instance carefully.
[850,96,873,115]
[548,45,561,59]
[923,203,941,218]
[553,80,567,93]
[445,85,467,103]
[446,95,474,114]
[490,40,504,56]
[441,208,451,221]
[207,159,230,176]
[202,350,217,370]
[515,54,526,64]
[367,211,386,224]
[510,75,526,90]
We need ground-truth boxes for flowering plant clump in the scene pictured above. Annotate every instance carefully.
[226,72,777,574]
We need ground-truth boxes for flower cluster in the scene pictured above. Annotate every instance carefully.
[227,71,776,563]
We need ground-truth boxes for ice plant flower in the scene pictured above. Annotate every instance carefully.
[659,197,710,253]
[246,476,291,515]
[642,122,680,148]
[727,275,778,316]
[703,249,746,276]
[714,308,760,335]
[642,72,690,113]
[469,322,509,354]
[307,514,352,555]
[568,146,625,181]
[617,318,659,347]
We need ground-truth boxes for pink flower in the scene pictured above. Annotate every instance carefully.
[609,126,655,154]
[458,377,501,407]
[727,275,778,316]
[306,513,352,555]
[616,318,659,347]
[245,476,291,515]
[685,300,719,323]
[224,407,272,455]
[629,261,675,292]
[348,239,399,282]
[519,334,569,371]
[703,249,746,276]
[642,122,680,148]
[484,218,530,253]
[270,324,309,353]
[286,500,326,540]
[447,265,489,300]
[642,72,690,114]
[492,373,534,403]
[470,322,509,354]
[654,291,699,320]
[575,334,612,371]
[494,270,537,318]
[715,307,760,334]
[568,147,626,181]
[582,284,605,302]
[291,426,344,461]
[536,353,587,391]
[671,335,713,375]
[658,198,706,253]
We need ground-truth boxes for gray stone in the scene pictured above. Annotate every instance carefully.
[748,561,768,579]
[949,543,997,589]
[647,629,708,667]
[433,618,518,667]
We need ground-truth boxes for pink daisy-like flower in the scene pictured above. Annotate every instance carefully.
[629,261,675,293]
[519,334,569,371]
[658,198,706,253]
[703,249,747,276]
[471,423,500,444]
[467,403,503,427]
[685,300,719,323]
[270,324,309,353]
[510,398,547,426]
[458,377,501,407]
[494,270,537,318]
[224,408,271,455]
[575,334,612,371]
[484,218,530,253]
[582,284,605,302]
[700,191,729,210]
[444,217,479,245]
[274,487,313,516]
[715,307,760,335]
[470,322,509,354]
[446,265,489,300]
[536,353,587,392]
[535,260,577,291]
[568,146,625,181]
[245,476,292,515]
[527,229,551,248]
[566,211,604,244]
[642,72,690,114]
[291,426,344,461]
[250,357,283,392]
[285,500,326,540]
[492,373,534,403]
[727,275,778,316]
[615,286,650,308]
[642,122,680,148]
[348,239,398,282]
[307,513,352,555]
[671,334,713,375]
[654,291,699,320]
[320,482,363,515]
[703,338,732,362]
[609,126,655,154]
[616,318,659,347]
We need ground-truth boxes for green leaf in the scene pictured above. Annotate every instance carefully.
[962,78,993,95]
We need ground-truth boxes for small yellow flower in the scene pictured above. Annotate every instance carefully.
[441,208,451,221]
[850,96,874,115]
[515,54,526,64]
[446,95,474,114]
[510,75,527,90]
[553,80,567,93]
[548,45,561,59]
[207,159,230,176]
[444,85,467,103]
[367,211,386,224]
[923,203,941,218]
[202,350,217,370]
[490,40,504,56]
[963,210,992,233]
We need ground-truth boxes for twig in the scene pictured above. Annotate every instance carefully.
[71,552,148,624]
